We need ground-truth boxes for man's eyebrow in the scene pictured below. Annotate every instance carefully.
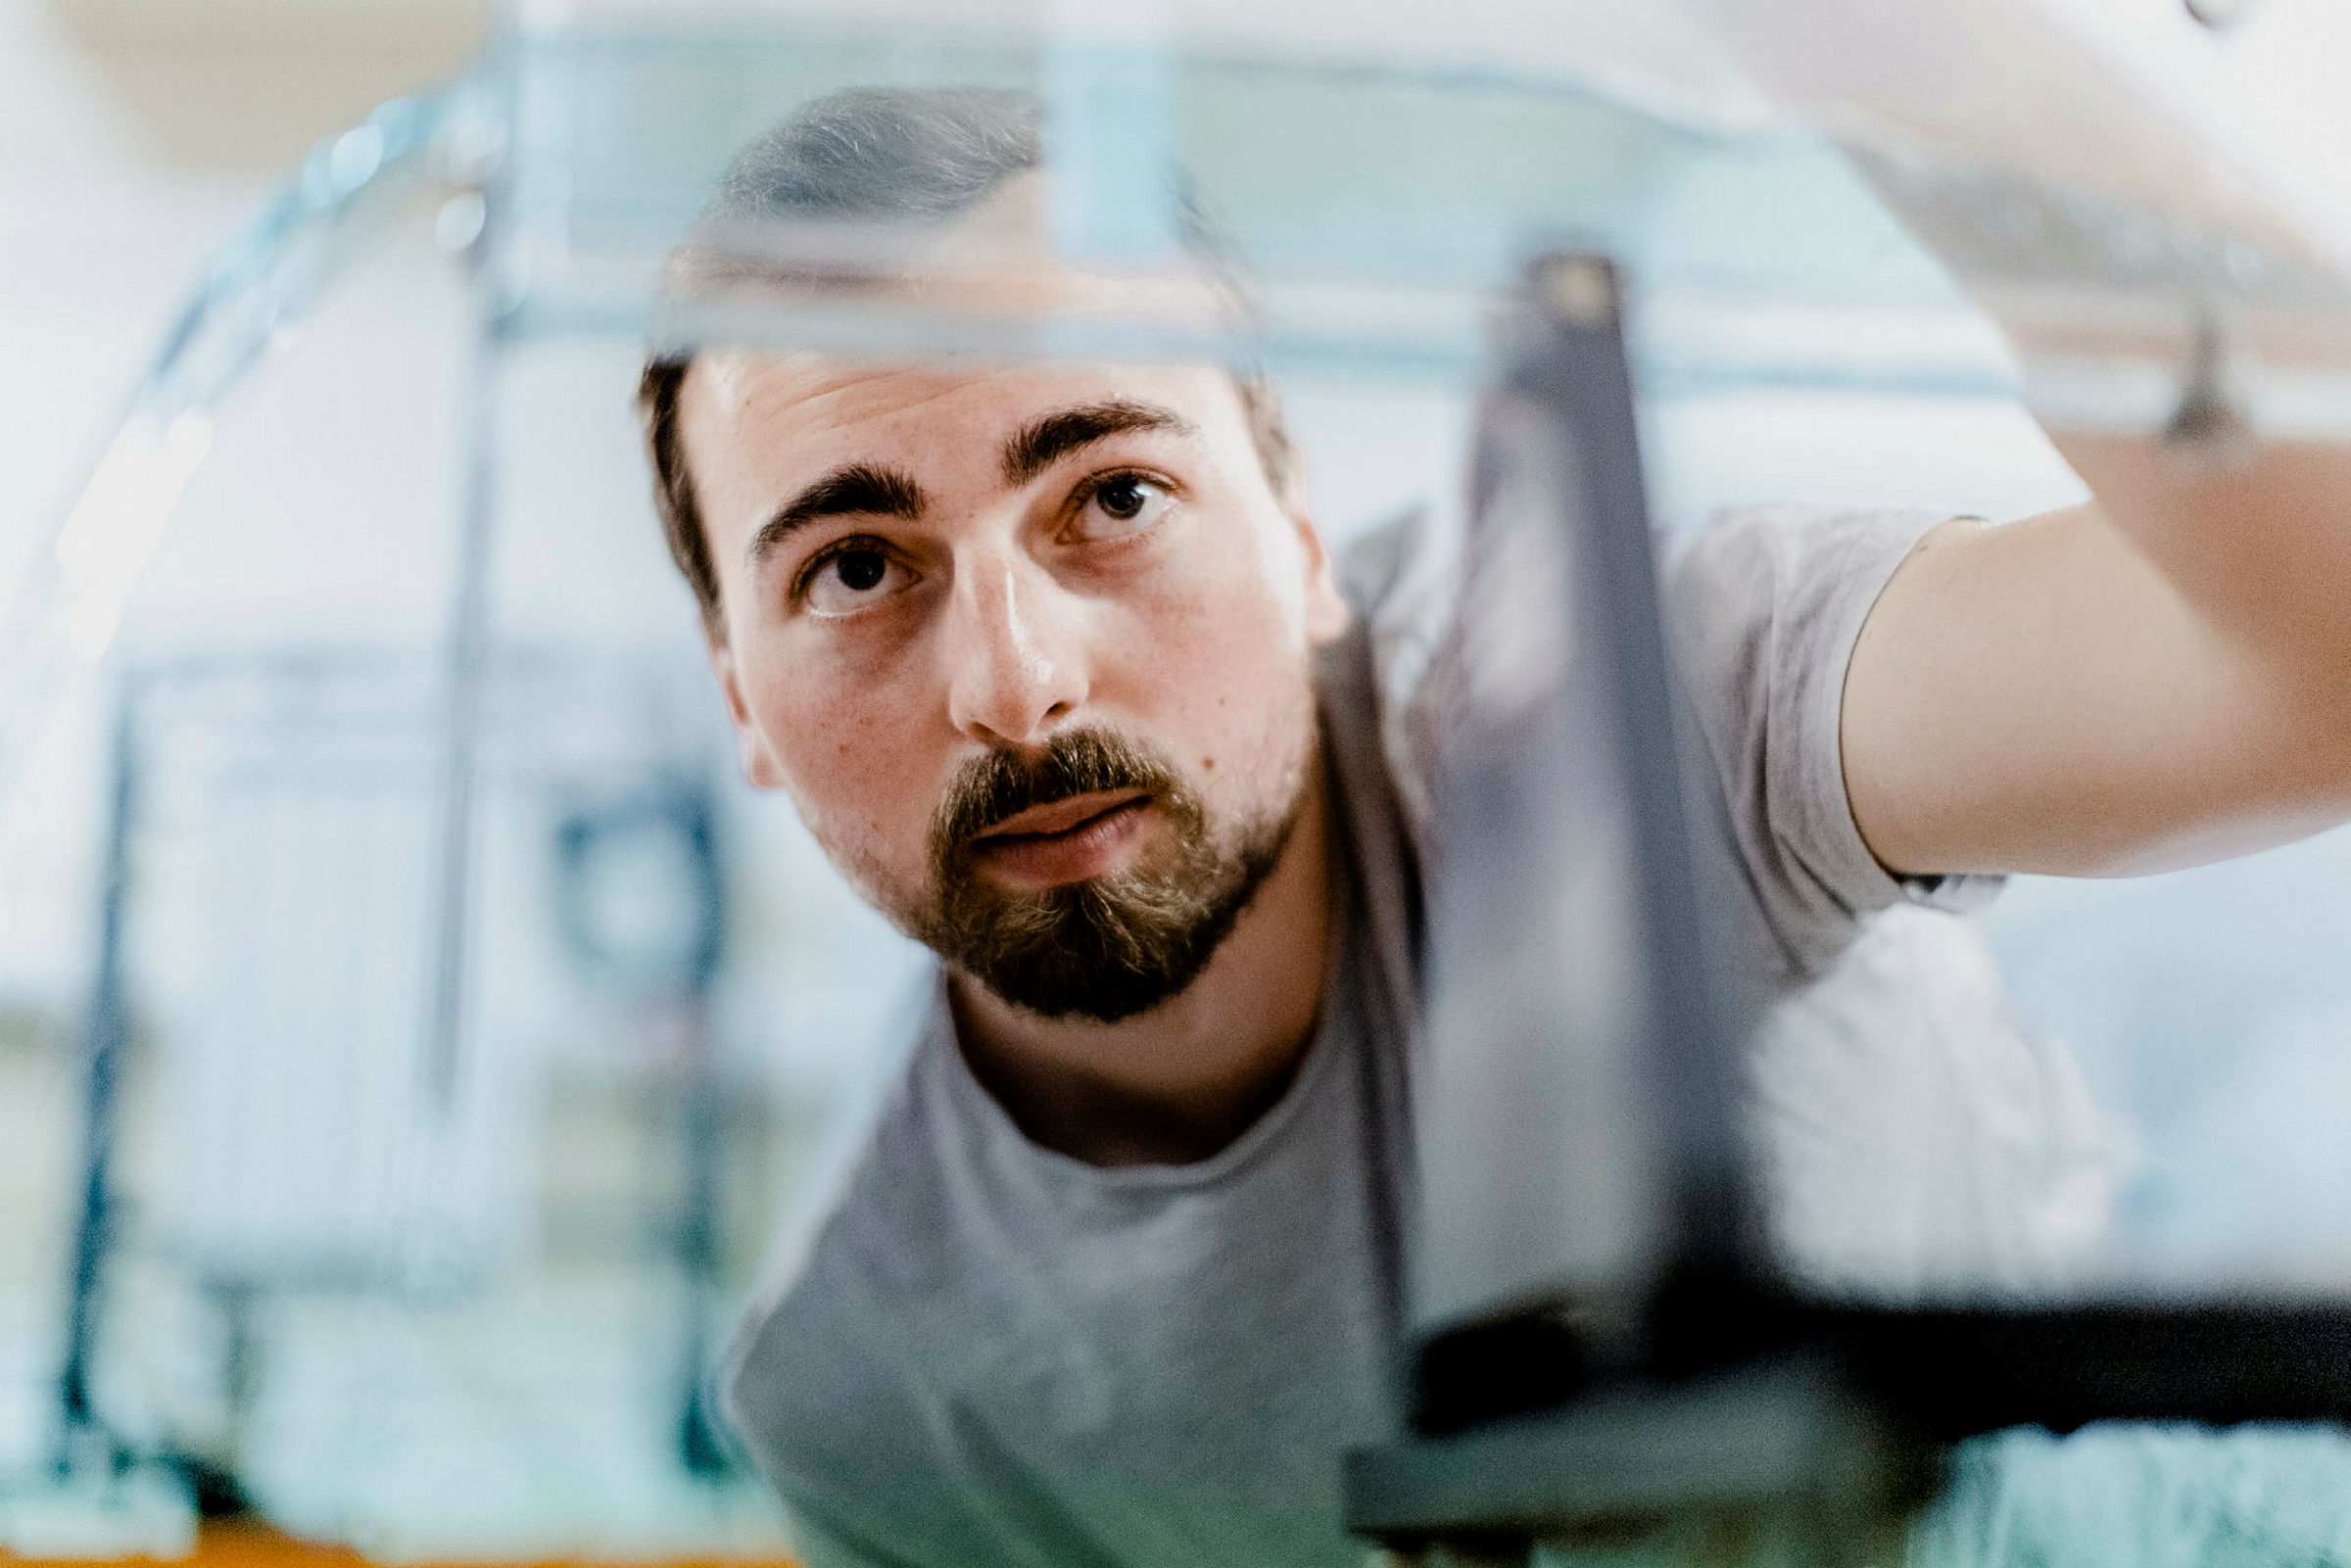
[1000,400,1198,486]
[746,462,928,571]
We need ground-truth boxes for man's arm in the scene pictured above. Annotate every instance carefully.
[1686,0,2351,881]
[1842,437,2351,879]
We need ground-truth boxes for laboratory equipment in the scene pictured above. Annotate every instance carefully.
[12,1,2351,1557]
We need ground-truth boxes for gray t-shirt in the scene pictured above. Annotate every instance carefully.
[718,503,2095,1568]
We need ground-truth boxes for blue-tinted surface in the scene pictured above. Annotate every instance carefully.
[504,29,1978,390]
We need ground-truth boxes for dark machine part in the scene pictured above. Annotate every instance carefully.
[551,779,733,1478]
[1344,251,2351,1561]
[1399,249,1760,1437]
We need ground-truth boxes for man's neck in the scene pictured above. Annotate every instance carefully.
[947,772,1336,1167]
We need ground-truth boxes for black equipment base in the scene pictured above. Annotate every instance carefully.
[1347,1297,2351,1557]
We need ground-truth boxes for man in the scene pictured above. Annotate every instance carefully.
[638,88,2351,1568]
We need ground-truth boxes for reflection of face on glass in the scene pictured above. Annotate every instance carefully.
[642,91,1348,1021]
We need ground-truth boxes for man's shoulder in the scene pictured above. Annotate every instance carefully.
[716,1001,990,1554]
[719,1198,974,1565]
[718,998,964,1435]
[1339,496,1991,989]
[719,1193,903,1455]
[1659,500,1954,648]
[1666,503,1998,976]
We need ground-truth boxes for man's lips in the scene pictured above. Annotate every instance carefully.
[972,788,1151,842]
[967,789,1154,888]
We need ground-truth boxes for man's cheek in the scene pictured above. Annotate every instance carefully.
[1169,658,1314,809]
[773,718,923,849]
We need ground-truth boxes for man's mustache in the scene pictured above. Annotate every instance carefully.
[933,729,1179,859]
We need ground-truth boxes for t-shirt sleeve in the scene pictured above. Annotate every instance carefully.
[1664,503,2002,990]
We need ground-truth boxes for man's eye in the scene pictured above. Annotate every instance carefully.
[1076,474,1174,540]
[802,546,912,616]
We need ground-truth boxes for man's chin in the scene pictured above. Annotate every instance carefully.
[958,956,1198,1026]
[940,873,1226,1023]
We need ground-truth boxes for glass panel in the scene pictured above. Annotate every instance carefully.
[498,24,1990,394]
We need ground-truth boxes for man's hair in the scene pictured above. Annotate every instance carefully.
[637,86,1297,637]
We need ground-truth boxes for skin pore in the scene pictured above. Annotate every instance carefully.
[680,352,1352,1166]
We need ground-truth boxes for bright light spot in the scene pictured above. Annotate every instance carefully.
[328,123,388,192]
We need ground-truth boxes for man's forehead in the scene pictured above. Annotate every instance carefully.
[683,352,1246,468]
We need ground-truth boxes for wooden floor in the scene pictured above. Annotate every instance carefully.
[0,1518,800,1568]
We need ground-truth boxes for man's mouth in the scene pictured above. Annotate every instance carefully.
[967,789,1154,888]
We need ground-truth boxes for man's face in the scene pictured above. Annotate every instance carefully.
[680,353,1351,1020]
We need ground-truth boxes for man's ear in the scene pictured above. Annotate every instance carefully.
[1293,509,1351,646]
[707,633,787,789]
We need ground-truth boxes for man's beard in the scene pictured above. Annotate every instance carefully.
[906,728,1302,1023]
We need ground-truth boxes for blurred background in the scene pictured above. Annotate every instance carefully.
[2,0,2349,1560]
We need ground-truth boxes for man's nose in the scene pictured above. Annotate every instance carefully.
[941,549,1088,748]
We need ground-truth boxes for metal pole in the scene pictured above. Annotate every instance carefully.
[54,677,139,1477]
[674,996,730,1477]
[419,83,513,1134]
[1513,254,1752,1293]
[420,328,498,1126]
[673,783,731,1476]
